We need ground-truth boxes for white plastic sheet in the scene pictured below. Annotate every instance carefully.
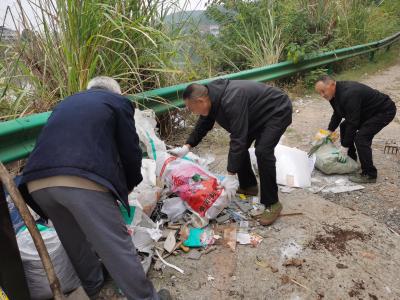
[307,175,365,194]
[250,145,315,188]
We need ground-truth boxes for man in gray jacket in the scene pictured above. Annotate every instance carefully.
[170,79,292,225]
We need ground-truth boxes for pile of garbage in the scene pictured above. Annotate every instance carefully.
[123,109,269,274]
[124,114,362,274]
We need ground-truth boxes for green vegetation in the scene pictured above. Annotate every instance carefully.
[334,45,400,81]
[0,0,399,120]
[206,0,400,69]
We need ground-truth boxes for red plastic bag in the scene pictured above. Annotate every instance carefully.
[158,153,226,218]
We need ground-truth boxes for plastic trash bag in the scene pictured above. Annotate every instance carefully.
[6,195,25,234]
[16,224,80,300]
[314,141,359,175]
[138,159,157,187]
[128,159,161,216]
[120,203,162,253]
[249,145,315,188]
[161,197,187,222]
[119,204,161,273]
[182,152,215,169]
[128,187,161,217]
[4,176,26,233]
[156,152,229,220]
[134,109,166,160]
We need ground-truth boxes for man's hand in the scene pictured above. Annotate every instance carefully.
[168,144,191,157]
[221,174,239,201]
[320,130,332,139]
[337,146,348,163]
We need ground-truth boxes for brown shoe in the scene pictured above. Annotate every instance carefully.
[237,185,259,196]
[256,202,282,226]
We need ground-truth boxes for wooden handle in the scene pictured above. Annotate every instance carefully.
[0,162,65,300]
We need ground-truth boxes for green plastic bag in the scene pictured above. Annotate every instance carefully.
[314,141,359,175]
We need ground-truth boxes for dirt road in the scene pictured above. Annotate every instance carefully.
[153,59,400,299]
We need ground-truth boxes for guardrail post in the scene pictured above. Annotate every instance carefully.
[327,65,334,75]
[386,45,391,52]
[369,51,375,62]
[0,184,31,300]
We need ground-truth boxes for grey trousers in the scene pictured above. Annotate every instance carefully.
[31,187,158,300]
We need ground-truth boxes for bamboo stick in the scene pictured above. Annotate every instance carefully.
[0,162,65,300]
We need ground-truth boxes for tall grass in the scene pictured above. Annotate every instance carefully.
[208,0,400,69]
[0,0,182,118]
[233,9,284,68]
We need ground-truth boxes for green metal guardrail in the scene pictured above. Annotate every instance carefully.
[1,31,399,164]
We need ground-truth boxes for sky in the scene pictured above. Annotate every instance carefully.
[0,0,41,30]
[177,0,208,11]
[0,0,209,29]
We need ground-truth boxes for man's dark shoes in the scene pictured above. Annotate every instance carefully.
[349,173,377,184]
[255,202,282,226]
[158,289,173,300]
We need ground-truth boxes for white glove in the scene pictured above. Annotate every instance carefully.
[168,145,190,157]
[221,174,239,201]
[337,146,348,163]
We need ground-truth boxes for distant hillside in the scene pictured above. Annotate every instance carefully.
[164,10,218,27]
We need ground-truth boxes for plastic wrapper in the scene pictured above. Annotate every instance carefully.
[0,286,9,300]
[183,227,215,248]
[16,225,80,300]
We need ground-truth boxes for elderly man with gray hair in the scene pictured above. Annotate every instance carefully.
[19,77,171,300]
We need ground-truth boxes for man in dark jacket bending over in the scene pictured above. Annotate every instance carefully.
[19,77,170,300]
[315,76,396,183]
[170,79,292,225]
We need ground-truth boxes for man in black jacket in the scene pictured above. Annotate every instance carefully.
[170,79,292,226]
[315,76,396,183]
[19,77,170,300]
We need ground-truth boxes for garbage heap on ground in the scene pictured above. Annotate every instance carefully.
[127,109,267,274]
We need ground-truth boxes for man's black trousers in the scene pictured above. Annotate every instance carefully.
[237,109,292,207]
[340,101,396,178]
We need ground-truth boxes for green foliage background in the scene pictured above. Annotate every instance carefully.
[0,0,399,119]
